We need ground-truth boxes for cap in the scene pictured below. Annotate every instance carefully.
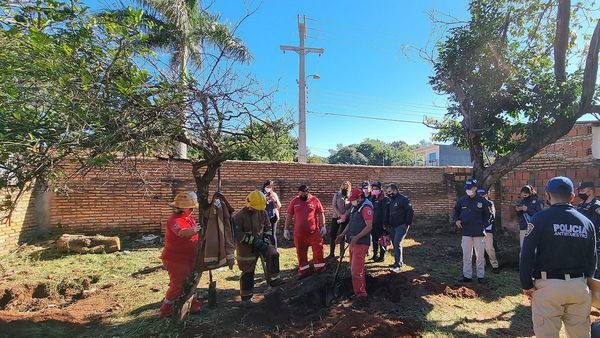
[361,181,370,189]
[348,188,364,201]
[298,184,309,192]
[546,176,574,194]
[476,188,487,195]
[578,181,595,190]
[464,178,478,190]
[371,181,382,189]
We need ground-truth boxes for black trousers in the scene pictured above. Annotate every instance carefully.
[371,226,385,258]
[329,217,348,257]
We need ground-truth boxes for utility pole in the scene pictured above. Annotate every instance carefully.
[280,15,324,163]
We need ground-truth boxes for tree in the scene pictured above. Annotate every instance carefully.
[223,118,297,161]
[328,139,420,166]
[328,146,369,165]
[0,1,180,214]
[427,0,600,189]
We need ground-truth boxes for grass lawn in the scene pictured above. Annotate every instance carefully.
[0,229,567,337]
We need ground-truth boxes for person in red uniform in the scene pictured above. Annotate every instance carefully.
[336,188,373,301]
[283,184,327,276]
[159,191,202,317]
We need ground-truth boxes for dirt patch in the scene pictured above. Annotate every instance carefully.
[33,282,52,299]
[443,285,478,298]
[317,311,422,338]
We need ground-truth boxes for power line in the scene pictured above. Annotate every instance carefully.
[307,110,439,125]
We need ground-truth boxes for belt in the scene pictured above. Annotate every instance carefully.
[534,272,585,280]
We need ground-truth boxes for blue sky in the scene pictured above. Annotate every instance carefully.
[206,0,470,157]
[88,0,470,157]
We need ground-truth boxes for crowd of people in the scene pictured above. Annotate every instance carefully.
[158,176,600,337]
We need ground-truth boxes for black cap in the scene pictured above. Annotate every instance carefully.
[371,181,382,189]
[298,184,309,192]
[361,181,370,189]
[578,181,595,190]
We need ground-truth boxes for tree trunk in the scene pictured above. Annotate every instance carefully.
[56,234,121,254]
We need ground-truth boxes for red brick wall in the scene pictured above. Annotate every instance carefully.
[43,161,472,237]
[500,122,599,231]
[0,188,37,254]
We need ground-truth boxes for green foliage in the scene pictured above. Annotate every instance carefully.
[328,139,419,166]
[428,0,598,185]
[222,118,297,161]
[0,1,179,207]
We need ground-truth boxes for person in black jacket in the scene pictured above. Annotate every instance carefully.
[454,179,492,283]
[520,176,596,337]
[515,185,543,248]
[386,183,414,273]
[576,181,600,277]
[368,181,390,262]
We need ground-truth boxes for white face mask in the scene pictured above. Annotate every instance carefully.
[213,199,222,208]
[466,190,475,196]
[264,188,272,193]
[351,200,359,206]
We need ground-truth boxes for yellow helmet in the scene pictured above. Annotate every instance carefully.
[169,191,199,209]
[246,190,267,211]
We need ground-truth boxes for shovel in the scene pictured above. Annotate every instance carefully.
[325,242,347,306]
[208,270,217,308]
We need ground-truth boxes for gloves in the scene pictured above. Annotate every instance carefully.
[263,233,275,246]
[241,232,257,245]
[320,226,327,236]
[283,229,291,240]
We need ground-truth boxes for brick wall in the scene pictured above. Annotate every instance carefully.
[500,122,600,231]
[0,187,37,254]
[0,161,473,251]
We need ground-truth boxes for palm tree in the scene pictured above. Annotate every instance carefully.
[137,0,250,79]
[124,1,251,157]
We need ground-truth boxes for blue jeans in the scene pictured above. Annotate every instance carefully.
[389,225,408,266]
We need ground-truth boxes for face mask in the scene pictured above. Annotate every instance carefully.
[264,188,272,194]
[466,190,475,197]
[578,193,589,200]
[213,199,221,208]
[351,200,359,206]
[371,189,381,197]
[341,189,348,196]
[300,195,308,201]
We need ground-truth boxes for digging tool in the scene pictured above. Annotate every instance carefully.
[208,270,217,308]
[325,241,347,305]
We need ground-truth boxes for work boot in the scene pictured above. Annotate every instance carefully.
[269,278,285,287]
[458,277,472,283]
[159,302,173,318]
[492,267,501,274]
[374,252,385,262]
[314,266,326,274]
[190,299,201,314]
[477,278,487,284]
[241,298,255,308]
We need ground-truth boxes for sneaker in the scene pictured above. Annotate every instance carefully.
[190,299,201,314]
[492,267,500,274]
[458,277,472,283]
[390,266,401,273]
[314,266,326,274]
[478,278,487,284]
[388,263,397,268]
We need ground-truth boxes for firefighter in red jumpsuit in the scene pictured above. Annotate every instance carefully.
[159,191,202,317]
[283,184,327,276]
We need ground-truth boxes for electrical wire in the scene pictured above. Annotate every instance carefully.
[307,110,438,125]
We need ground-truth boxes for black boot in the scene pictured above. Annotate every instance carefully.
[375,248,385,262]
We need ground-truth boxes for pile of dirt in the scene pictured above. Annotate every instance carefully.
[442,285,478,298]
[0,274,115,325]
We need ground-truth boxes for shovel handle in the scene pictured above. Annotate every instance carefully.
[331,242,347,286]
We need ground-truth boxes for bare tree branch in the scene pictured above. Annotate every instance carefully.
[554,0,570,82]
